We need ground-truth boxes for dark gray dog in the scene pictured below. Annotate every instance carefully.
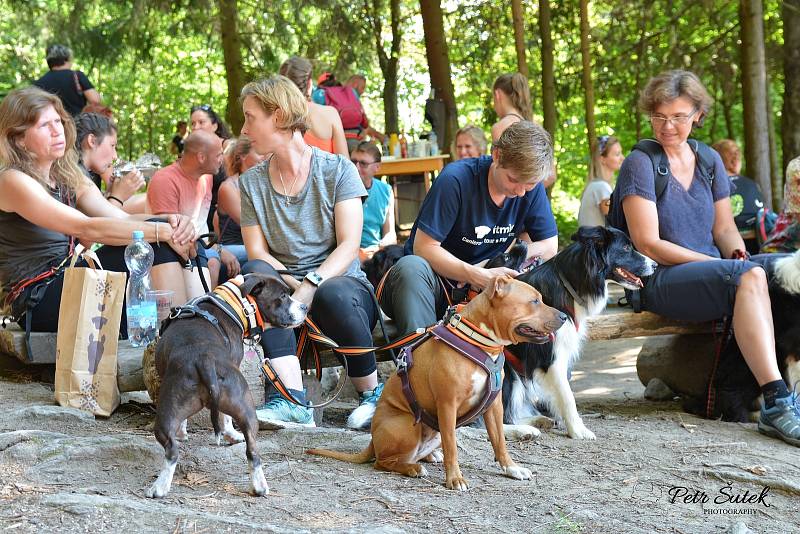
[146,273,307,498]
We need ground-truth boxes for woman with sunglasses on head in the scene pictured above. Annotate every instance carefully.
[608,70,800,447]
[238,75,383,430]
[577,135,623,227]
[0,87,197,341]
[350,141,396,262]
[189,104,232,275]
[279,56,349,157]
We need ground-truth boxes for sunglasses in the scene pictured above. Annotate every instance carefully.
[191,104,213,113]
[597,135,610,153]
[351,159,377,167]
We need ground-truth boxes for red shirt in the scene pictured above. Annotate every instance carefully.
[147,162,212,234]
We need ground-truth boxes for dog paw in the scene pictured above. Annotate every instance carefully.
[445,475,469,491]
[522,415,555,431]
[145,482,168,499]
[176,420,189,441]
[502,465,533,481]
[223,429,245,444]
[568,423,596,440]
[503,424,541,441]
[250,468,269,496]
[422,450,443,463]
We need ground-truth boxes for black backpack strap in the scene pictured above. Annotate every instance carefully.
[632,139,670,200]
[687,139,716,187]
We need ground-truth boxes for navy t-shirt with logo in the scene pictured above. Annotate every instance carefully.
[404,156,558,266]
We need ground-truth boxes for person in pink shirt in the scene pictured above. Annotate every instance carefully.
[147,130,225,289]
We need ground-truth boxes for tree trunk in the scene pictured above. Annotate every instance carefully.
[739,0,772,208]
[579,0,597,178]
[511,0,528,78]
[218,0,245,134]
[766,72,782,206]
[367,0,400,134]
[782,0,800,177]
[538,0,556,140]
[420,0,458,152]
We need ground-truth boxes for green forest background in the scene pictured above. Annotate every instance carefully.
[0,0,792,239]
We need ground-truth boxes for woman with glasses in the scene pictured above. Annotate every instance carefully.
[279,56,348,157]
[608,69,800,447]
[238,75,383,430]
[577,135,623,227]
[350,141,396,262]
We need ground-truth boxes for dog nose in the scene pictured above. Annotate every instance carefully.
[299,303,309,313]
[558,312,568,323]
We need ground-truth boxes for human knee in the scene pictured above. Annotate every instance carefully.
[739,266,768,294]
[391,255,435,284]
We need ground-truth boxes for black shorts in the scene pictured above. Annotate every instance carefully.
[641,254,775,322]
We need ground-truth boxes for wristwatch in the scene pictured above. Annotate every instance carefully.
[304,271,324,287]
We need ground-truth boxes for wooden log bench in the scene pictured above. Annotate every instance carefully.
[2,309,717,399]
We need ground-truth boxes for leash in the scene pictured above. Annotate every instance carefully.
[704,316,734,419]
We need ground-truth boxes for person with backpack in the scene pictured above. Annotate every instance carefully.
[607,70,800,447]
[313,72,384,152]
[33,44,103,117]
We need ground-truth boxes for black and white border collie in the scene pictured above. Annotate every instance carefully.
[684,250,800,422]
[503,226,657,439]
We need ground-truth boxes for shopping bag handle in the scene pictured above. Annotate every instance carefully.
[69,244,103,270]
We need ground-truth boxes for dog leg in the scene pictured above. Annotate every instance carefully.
[502,424,541,441]
[175,420,188,441]
[221,414,245,445]
[540,362,595,440]
[373,411,430,477]
[484,397,533,481]
[220,374,269,496]
[146,421,181,498]
[421,449,443,463]
[437,400,468,491]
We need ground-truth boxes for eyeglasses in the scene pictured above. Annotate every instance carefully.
[191,104,212,113]
[650,109,698,127]
[351,159,377,167]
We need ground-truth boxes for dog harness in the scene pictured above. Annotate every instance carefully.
[160,276,266,345]
[397,306,505,431]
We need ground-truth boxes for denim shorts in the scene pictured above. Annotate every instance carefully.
[641,255,774,322]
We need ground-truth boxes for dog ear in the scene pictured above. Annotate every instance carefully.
[240,274,268,297]
[488,275,513,299]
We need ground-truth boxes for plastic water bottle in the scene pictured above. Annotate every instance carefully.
[124,230,157,347]
[428,130,439,156]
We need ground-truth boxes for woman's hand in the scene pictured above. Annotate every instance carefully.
[108,170,145,202]
[219,247,241,277]
[166,214,196,245]
[167,238,196,262]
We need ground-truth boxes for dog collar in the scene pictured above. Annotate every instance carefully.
[557,271,587,309]
[444,306,503,355]
[211,276,265,339]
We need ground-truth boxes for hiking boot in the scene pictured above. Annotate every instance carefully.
[347,383,384,430]
[256,394,315,430]
[758,392,800,447]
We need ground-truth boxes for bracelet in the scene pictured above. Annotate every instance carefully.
[154,223,160,245]
[107,195,124,206]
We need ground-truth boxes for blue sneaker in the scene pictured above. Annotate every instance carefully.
[347,383,384,430]
[758,391,800,447]
[256,394,315,430]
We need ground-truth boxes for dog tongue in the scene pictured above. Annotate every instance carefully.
[548,332,555,342]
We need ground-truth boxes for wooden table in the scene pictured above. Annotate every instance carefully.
[375,154,450,230]
[375,154,450,191]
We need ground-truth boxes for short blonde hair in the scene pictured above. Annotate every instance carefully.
[0,87,84,192]
[493,120,553,184]
[638,70,713,116]
[240,75,309,133]
[711,139,740,172]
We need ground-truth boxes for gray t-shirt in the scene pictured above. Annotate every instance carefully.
[611,149,729,258]
[239,147,368,281]
[578,179,613,227]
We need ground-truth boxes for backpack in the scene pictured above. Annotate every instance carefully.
[607,138,717,233]
[320,86,367,130]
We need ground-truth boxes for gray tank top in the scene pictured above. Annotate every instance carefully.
[0,183,73,303]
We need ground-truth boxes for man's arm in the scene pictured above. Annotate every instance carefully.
[413,229,518,289]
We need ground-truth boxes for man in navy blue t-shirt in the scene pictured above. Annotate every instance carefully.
[379,121,558,336]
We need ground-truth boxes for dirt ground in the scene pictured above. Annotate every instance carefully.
[1,335,799,533]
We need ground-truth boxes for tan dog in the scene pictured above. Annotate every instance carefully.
[308,276,566,490]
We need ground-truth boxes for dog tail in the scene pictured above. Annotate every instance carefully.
[196,361,222,434]
[306,441,375,464]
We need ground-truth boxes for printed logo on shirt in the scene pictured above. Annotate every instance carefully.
[474,225,491,239]
[463,223,516,246]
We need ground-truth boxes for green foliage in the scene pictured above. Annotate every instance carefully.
[0,0,786,239]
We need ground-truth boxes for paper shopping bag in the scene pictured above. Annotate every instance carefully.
[55,246,126,416]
